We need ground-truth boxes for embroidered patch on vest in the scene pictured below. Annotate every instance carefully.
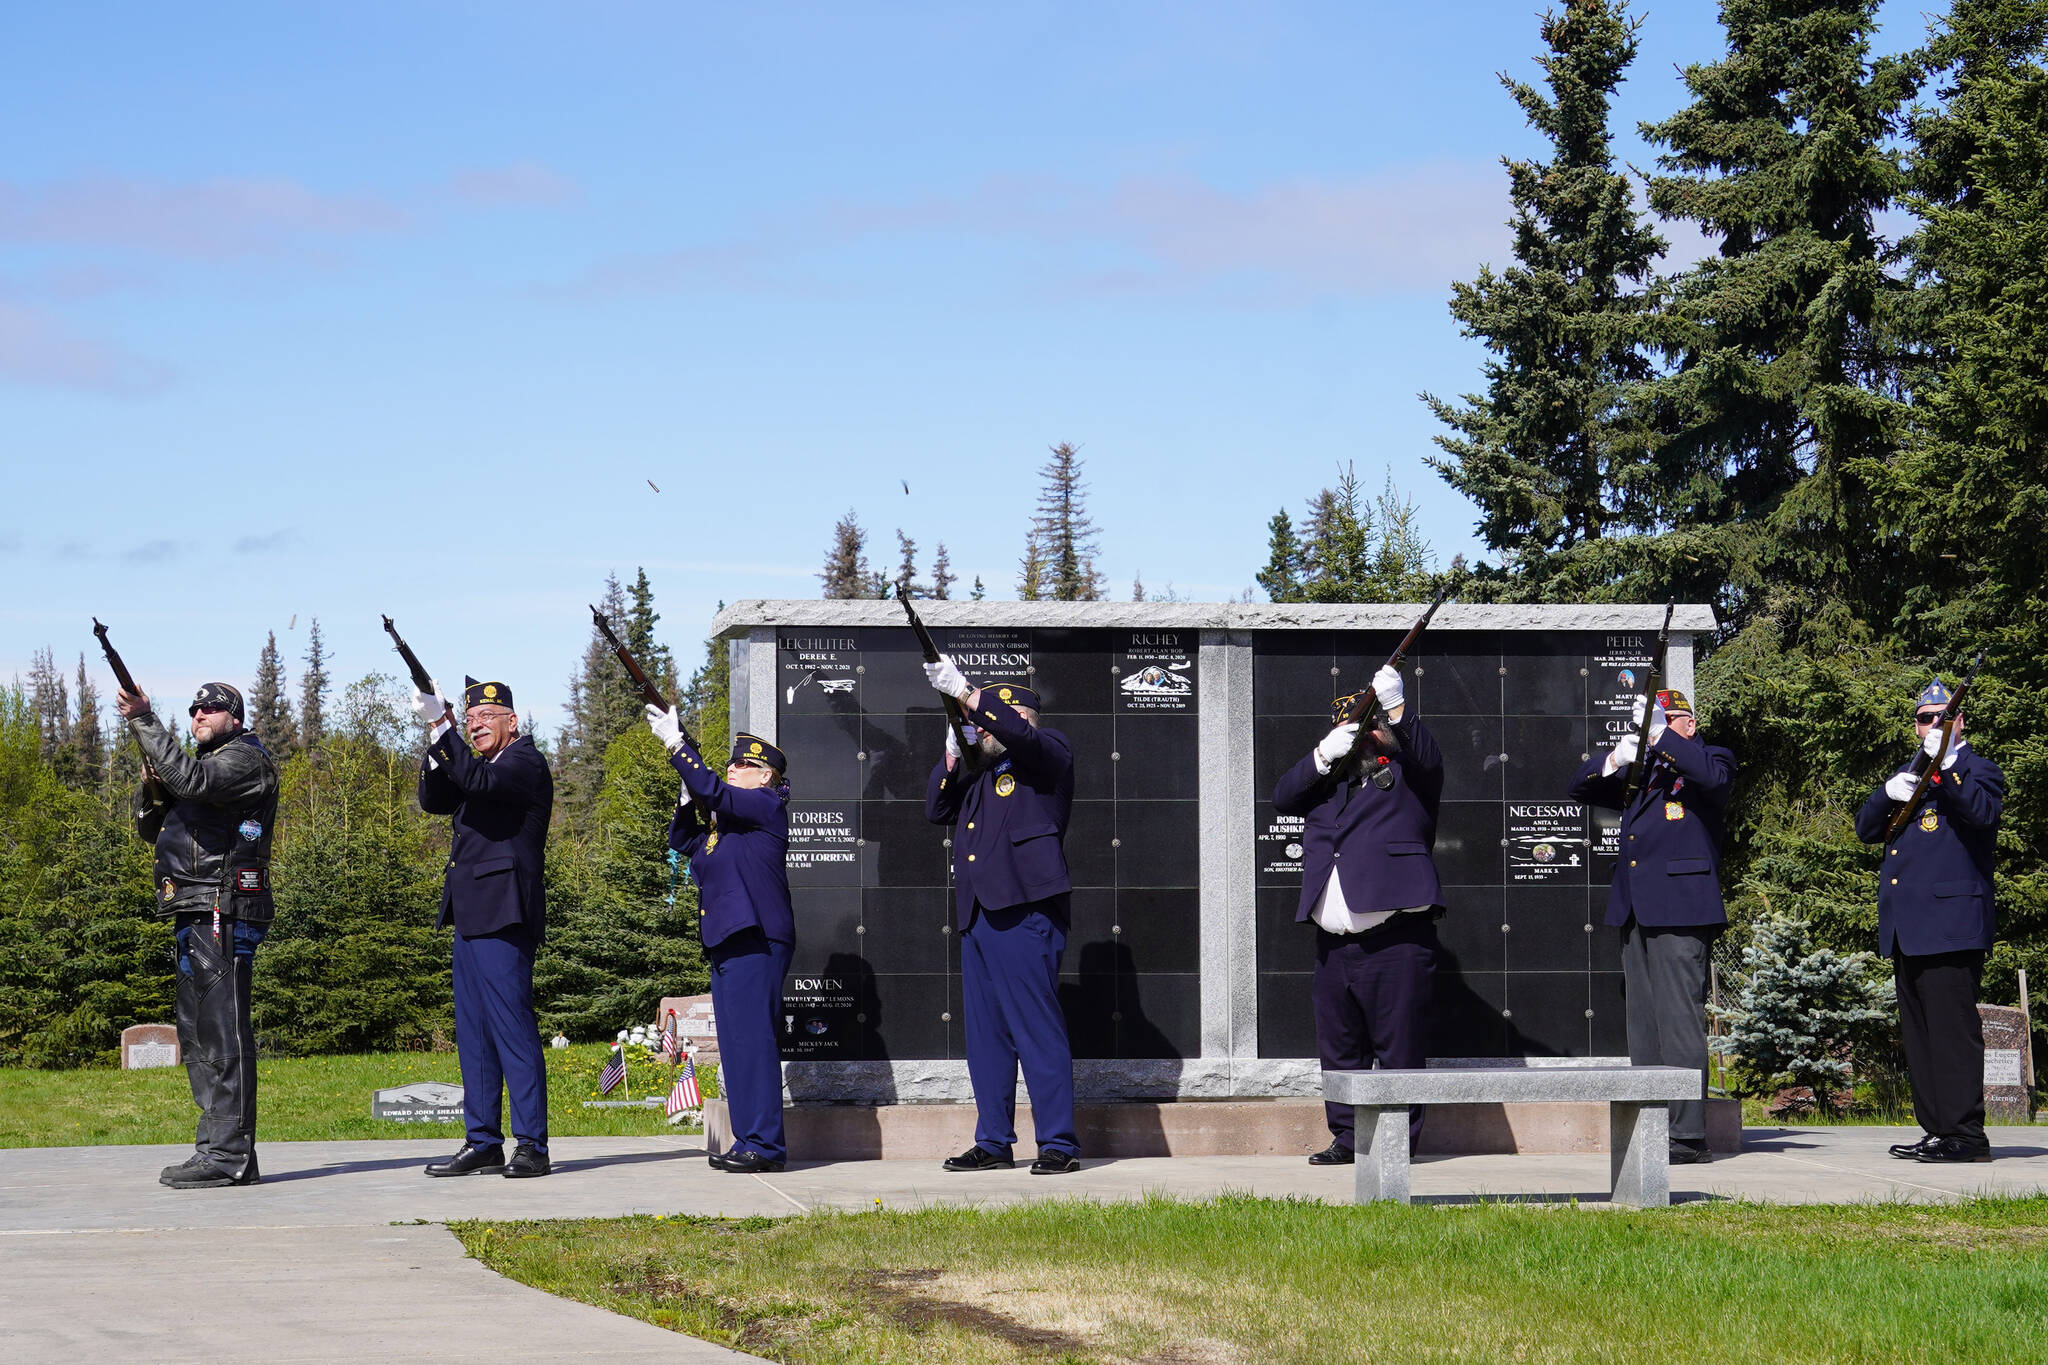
[234,867,265,892]
[994,774,1017,797]
[1664,801,1685,821]
[160,878,175,900]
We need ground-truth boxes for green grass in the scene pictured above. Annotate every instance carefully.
[456,1195,2048,1364]
[0,1045,718,1147]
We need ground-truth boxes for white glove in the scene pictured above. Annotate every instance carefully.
[1922,725,1958,768]
[924,655,971,700]
[1885,772,1918,802]
[1647,699,1668,746]
[677,774,692,808]
[1629,694,1646,727]
[410,680,448,725]
[645,702,685,754]
[1314,722,1360,774]
[1372,664,1404,713]
[945,725,962,765]
[1604,733,1640,775]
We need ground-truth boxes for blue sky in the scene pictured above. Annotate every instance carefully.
[3,1,1927,733]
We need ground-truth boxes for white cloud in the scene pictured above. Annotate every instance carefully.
[0,302,170,395]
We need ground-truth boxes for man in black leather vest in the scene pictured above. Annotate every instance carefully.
[117,680,280,1188]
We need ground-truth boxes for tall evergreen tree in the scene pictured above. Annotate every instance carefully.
[1639,0,1917,629]
[1029,442,1105,601]
[624,567,677,697]
[819,510,883,598]
[69,656,104,793]
[970,574,987,601]
[1424,0,1664,590]
[250,630,295,756]
[558,574,642,831]
[1258,509,1306,603]
[1016,529,1046,601]
[930,542,957,600]
[27,648,69,762]
[298,618,330,750]
[892,529,924,600]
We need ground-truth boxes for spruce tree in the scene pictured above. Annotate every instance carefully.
[69,656,104,793]
[250,630,295,755]
[1711,913,1891,1117]
[1131,571,1146,602]
[1030,442,1105,600]
[970,574,986,601]
[892,529,924,600]
[1639,0,1917,628]
[819,511,881,598]
[1016,529,1046,601]
[624,567,677,697]
[930,542,957,600]
[1424,0,1664,590]
[1258,509,1305,602]
[557,574,642,832]
[298,618,330,750]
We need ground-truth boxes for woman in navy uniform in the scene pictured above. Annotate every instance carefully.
[1274,665,1445,1165]
[648,708,795,1174]
[1855,679,2005,1164]
[1569,688,1733,1164]
[923,659,1081,1175]
[414,677,555,1179]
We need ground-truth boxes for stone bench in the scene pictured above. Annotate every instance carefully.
[1322,1065,1702,1207]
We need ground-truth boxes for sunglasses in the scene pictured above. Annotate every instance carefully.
[189,704,231,717]
[1913,711,1946,726]
[728,758,770,771]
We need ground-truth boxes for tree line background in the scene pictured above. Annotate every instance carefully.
[3,0,2043,1084]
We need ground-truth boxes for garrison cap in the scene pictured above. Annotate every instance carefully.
[982,681,1041,712]
[189,681,244,722]
[1329,690,1372,725]
[1655,688,1693,716]
[463,676,515,711]
[1917,678,1953,711]
[730,732,787,772]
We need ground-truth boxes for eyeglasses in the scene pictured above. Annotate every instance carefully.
[190,704,230,716]
[728,758,770,771]
[468,708,514,722]
[1913,711,1945,726]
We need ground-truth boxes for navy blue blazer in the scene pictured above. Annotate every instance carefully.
[1273,714,1446,920]
[419,730,553,939]
[925,692,1075,928]
[667,736,795,950]
[1570,729,1734,929]
[1854,744,2003,957]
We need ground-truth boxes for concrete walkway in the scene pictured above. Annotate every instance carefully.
[4,1127,2046,1363]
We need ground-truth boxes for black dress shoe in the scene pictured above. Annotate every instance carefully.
[426,1143,505,1177]
[720,1150,785,1174]
[1915,1136,1992,1164]
[502,1144,551,1178]
[707,1149,735,1170]
[1888,1134,1938,1160]
[942,1145,1015,1171]
[1668,1142,1714,1165]
[1030,1150,1081,1175]
[159,1153,260,1188]
[1308,1141,1354,1166]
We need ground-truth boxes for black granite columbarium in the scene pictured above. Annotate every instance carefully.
[1251,626,1652,1059]
[770,622,1202,1062]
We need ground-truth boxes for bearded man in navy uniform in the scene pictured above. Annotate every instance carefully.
[924,661,1081,1175]
[1570,688,1734,1165]
[1275,665,1444,1165]
[413,677,554,1179]
[648,711,795,1174]
[1855,679,2005,1164]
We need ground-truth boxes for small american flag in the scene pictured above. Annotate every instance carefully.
[599,1043,626,1096]
[666,1054,701,1116]
[660,1014,680,1063]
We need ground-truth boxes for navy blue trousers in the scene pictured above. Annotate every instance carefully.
[452,925,548,1153]
[709,928,792,1162]
[1314,915,1438,1149]
[961,899,1078,1159]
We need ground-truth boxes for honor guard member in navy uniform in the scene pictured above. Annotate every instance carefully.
[1855,679,2005,1164]
[1570,688,1734,1165]
[116,681,280,1188]
[413,677,554,1178]
[647,709,796,1173]
[1273,665,1444,1165]
[924,660,1081,1175]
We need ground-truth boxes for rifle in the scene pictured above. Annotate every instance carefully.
[1621,601,1677,805]
[92,617,167,805]
[1337,584,1454,775]
[1884,649,1986,840]
[591,605,698,750]
[381,615,454,725]
[900,595,979,767]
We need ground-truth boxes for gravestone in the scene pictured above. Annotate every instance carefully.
[121,1023,179,1070]
[714,601,1708,1101]
[657,994,718,1056]
[1980,1004,2033,1122]
[371,1080,465,1122]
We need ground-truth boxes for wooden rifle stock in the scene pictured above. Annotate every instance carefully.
[1620,601,1677,805]
[900,596,980,767]
[381,615,455,724]
[591,606,698,751]
[92,617,166,804]
[1337,585,1454,768]
[1883,649,1986,840]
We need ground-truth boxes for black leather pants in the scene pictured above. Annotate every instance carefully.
[175,917,261,1179]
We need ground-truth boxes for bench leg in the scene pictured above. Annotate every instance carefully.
[1609,1101,1670,1208]
[1355,1106,1411,1204]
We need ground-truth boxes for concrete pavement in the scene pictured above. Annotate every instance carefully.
[4,1127,2046,1363]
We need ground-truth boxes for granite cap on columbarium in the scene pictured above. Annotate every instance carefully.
[710,599,1720,636]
